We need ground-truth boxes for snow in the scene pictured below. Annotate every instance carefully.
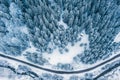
[114,31,120,43]
[43,31,89,65]
[9,2,22,17]
[0,48,119,80]
[58,19,68,29]
[58,12,68,29]
[0,77,9,80]
[22,42,38,54]
[19,26,29,34]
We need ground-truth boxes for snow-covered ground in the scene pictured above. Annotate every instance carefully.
[58,11,68,29]
[114,32,120,43]
[0,29,119,71]
[43,31,89,65]
[0,50,119,80]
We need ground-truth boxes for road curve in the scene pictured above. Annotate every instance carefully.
[93,60,120,80]
[0,53,120,74]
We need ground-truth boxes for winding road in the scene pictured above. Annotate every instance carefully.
[0,53,120,74]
